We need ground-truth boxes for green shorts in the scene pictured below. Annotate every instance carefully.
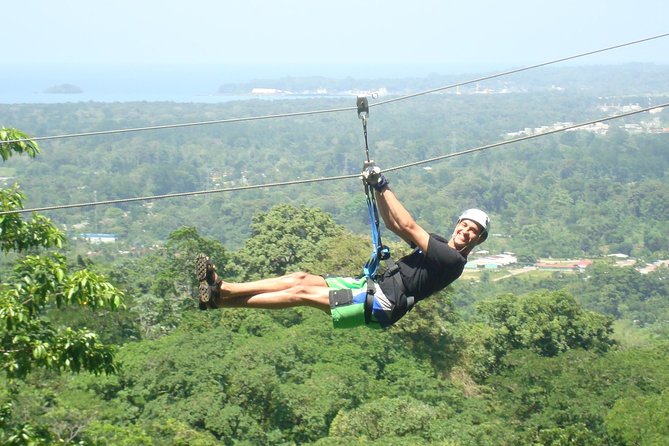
[326,276,382,329]
[325,276,368,291]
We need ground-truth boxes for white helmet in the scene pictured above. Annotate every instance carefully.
[458,209,490,244]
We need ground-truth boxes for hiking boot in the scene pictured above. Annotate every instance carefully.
[196,253,220,309]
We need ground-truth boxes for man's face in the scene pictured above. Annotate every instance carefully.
[451,219,483,251]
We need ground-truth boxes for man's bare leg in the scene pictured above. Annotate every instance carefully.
[215,284,331,313]
[197,254,330,310]
[218,272,328,298]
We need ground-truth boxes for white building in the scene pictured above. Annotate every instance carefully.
[79,233,117,244]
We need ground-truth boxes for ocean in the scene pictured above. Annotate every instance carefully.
[1,64,269,104]
[0,62,490,104]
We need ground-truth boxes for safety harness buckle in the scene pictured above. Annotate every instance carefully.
[364,280,375,324]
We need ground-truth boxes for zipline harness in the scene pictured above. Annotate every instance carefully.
[358,96,390,281]
[356,97,410,326]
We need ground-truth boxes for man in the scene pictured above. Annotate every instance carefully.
[196,166,489,329]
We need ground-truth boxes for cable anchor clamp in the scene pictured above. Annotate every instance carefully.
[356,96,369,121]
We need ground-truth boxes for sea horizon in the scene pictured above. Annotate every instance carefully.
[3,61,662,104]
[0,62,514,104]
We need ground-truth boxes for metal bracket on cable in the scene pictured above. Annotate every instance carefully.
[357,96,371,161]
[357,95,369,120]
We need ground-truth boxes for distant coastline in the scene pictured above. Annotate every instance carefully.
[1,62,667,104]
[1,62,483,104]
[43,83,83,94]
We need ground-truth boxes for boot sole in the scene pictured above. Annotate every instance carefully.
[195,253,209,283]
[196,253,211,305]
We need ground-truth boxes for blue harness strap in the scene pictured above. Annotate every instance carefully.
[357,95,391,281]
[356,95,396,327]
[363,183,389,279]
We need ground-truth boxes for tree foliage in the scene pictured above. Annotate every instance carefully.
[0,209,666,445]
[0,67,668,444]
[605,387,669,445]
[2,82,667,260]
[0,128,125,444]
[468,291,614,379]
[489,343,669,445]
[232,204,345,279]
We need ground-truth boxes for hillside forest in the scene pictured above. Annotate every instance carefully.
[1,64,668,445]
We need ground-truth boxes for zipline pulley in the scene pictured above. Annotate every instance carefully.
[357,96,371,162]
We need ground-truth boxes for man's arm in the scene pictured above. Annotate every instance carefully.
[375,186,430,253]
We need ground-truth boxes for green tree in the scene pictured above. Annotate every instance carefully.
[233,204,344,279]
[605,388,669,445]
[470,291,614,378]
[329,396,435,440]
[571,262,669,323]
[0,129,125,444]
[489,343,669,445]
[478,291,614,357]
[392,289,464,374]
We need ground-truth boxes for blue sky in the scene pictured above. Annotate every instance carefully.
[5,0,669,75]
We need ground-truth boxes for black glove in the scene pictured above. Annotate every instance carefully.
[361,161,389,192]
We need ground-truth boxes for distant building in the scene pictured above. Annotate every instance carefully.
[607,253,629,259]
[535,259,592,271]
[608,253,636,268]
[466,253,518,269]
[251,88,286,95]
[639,260,669,275]
[78,233,117,244]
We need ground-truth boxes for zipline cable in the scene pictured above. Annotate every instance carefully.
[371,32,669,108]
[384,103,668,172]
[1,33,667,145]
[2,102,665,216]
[0,106,355,144]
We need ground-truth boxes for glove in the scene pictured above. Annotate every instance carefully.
[361,161,389,192]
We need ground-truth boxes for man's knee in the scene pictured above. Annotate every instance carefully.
[288,271,309,280]
[290,271,327,287]
[286,284,309,297]
[286,284,328,303]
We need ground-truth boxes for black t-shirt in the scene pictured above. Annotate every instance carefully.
[397,233,467,301]
[378,233,466,322]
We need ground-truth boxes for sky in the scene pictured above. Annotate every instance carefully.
[4,0,669,76]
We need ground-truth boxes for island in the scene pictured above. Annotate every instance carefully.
[42,83,83,94]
